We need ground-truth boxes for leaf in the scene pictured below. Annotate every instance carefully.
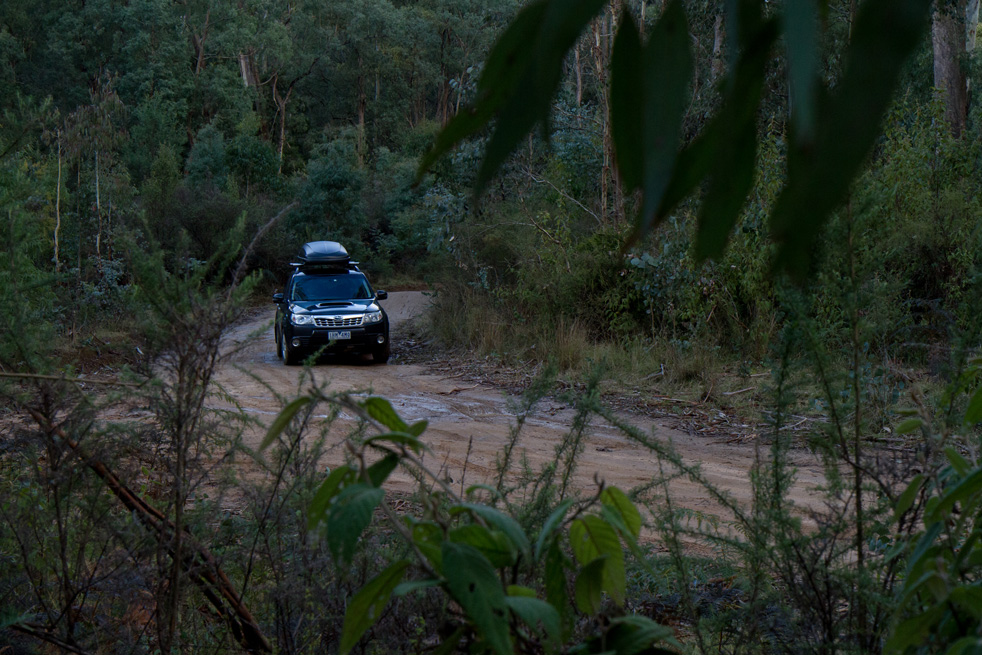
[260,396,313,450]
[361,396,409,432]
[450,524,517,568]
[605,615,681,654]
[574,556,607,614]
[340,560,409,655]
[894,474,924,520]
[610,10,644,192]
[505,595,561,643]
[945,448,971,477]
[637,0,694,233]
[569,515,626,604]
[411,520,444,571]
[601,487,642,539]
[949,586,982,620]
[366,453,399,488]
[452,503,531,562]
[770,0,932,279]
[441,542,512,655]
[506,585,537,598]
[927,468,982,524]
[393,579,441,597]
[694,18,777,262]
[896,418,923,434]
[965,386,982,425]
[545,541,572,638]
[782,0,820,143]
[534,498,576,559]
[365,432,425,454]
[407,420,428,437]
[308,465,356,531]
[326,483,384,563]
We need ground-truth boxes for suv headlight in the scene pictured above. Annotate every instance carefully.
[364,311,383,324]
[290,312,315,326]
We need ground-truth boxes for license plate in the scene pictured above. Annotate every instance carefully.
[328,331,351,340]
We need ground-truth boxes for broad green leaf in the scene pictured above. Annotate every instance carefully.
[894,474,924,520]
[905,522,944,578]
[927,468,982,524]
[407,420,428,438]
[545,541,572,638]
[506,585,537,598]
[308,465,356,530]
[783,0,819,142]
[570,515,626,604]
[361,397,409,432]
[442,542,512,655]
[411,520,444,571]
[950,586,982,620]
[694,18,776,262]
[260,396,313,450]
[610,10,644,191]
[885,604,944,654]
[574,556,607,614]
[965,387,982,425]
[450,524,517,568]
[770,0,932,279]
[452,503,531,562]
[637,0,693,233]
[326,483,384,563]
[366,453,400,488]
[340,560,409,655]
[601,487,642,539]
[605,615,681,654]
[505,595,561,643]
[945,448,972,477]
[534,498,576,559]
[896,418,923,434]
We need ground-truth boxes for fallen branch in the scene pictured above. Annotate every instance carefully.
[722,387,754,397]
[25,407,272,653]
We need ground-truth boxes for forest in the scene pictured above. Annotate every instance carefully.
[3,0,982,653]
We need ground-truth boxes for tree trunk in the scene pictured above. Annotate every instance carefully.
[94,150,102,270]
[575,41,583,107]
[54,131,61,273]
[711,13,725,84]
[933,1,970,138]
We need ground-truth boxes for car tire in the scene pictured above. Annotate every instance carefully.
[373,342,390,364]
[276,328,284,360]
[284,342,304,366]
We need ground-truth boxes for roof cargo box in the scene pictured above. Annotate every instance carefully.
[297,241,349,266]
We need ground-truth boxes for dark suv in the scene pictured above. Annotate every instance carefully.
[272,241,390,365]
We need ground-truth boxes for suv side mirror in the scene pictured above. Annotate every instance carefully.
[375,290,388,301]
[272,292,284,303]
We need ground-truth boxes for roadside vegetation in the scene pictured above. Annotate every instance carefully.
[3,0,982,654]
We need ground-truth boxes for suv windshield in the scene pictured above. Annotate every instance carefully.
[290,273,373,301]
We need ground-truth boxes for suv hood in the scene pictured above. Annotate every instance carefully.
[288,300,380,315]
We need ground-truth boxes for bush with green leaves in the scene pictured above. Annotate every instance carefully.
[261,393,679,655]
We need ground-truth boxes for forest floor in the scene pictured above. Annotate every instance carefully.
[215,291,832,544]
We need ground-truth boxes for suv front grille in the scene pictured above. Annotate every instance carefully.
[313,315,364,328]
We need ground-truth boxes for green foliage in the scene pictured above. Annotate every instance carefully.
[262,394,676,655]
[420,0,934,279]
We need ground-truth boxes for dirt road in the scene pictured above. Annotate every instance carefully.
[216,292,827,537]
